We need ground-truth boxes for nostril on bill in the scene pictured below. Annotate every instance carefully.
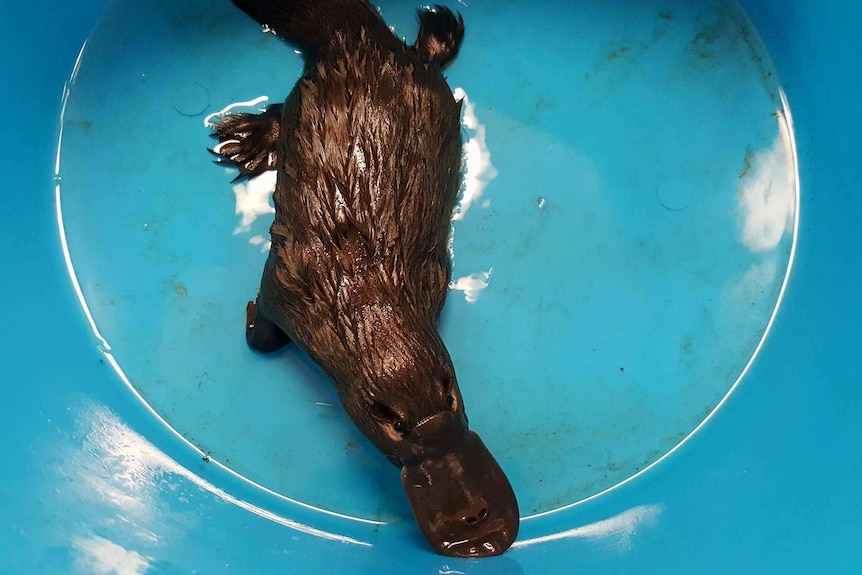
[463,506,488,525]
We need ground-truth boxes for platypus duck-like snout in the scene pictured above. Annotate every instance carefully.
[393,411,519,557]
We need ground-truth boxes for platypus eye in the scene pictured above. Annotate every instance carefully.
[441,374,459,411]
[446,392,461,413]
[370,400,411,438]
[370,400,399,422]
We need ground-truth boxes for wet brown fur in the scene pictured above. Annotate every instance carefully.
[221,3,467,454]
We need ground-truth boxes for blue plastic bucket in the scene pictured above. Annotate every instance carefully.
[2,1,859,573]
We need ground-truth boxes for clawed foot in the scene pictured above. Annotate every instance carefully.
[209,104,283,182]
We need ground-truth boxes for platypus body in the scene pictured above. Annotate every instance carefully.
[211,0,518,557]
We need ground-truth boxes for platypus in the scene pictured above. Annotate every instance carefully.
[210,0,518,557]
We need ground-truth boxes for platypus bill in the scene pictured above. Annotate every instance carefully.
[210,0,519,557]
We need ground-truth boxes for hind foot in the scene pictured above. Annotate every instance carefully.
[413,6,465,68]
[246,299,291,353]
[210,104,283,182]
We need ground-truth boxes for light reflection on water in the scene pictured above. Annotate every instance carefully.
[55,401,372,559]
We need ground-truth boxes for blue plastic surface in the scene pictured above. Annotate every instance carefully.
[2,1,860,573]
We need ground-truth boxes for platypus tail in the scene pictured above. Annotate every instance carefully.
[231,0,389,59]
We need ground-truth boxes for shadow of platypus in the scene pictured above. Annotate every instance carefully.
[210,0,518,557]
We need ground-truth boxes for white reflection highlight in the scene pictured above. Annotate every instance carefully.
[212,138,240,154]
[54,49,111,351]
[249,234,272,253]
[55,40,89,177]
[70,39,88,85]
[738,111,796,252]
[232,169,277,235]
[73,535,151,575]
[450,268,493,303]
[55,183,111,351]
[203,95,269,128]
[452,87,497,221]
[513,504,663,550]
[70,403,371,547]
[728,257,780,310]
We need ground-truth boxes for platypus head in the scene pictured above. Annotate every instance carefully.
[336,325,519,557]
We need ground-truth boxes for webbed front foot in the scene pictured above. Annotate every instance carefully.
[246,299,291,353]
[210,104,283,182]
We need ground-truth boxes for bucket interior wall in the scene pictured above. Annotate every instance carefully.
[1,0,859,573]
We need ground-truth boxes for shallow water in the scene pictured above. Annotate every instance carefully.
[56,0,796,529]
